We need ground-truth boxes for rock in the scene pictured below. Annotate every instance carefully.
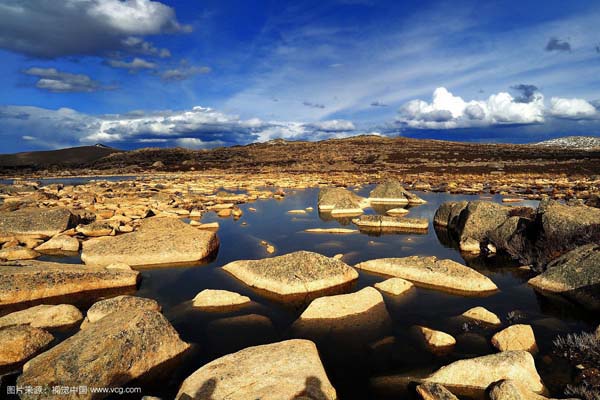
[105,262,133,270]
[416,383,459,400]
[491,324,538,353]
[423,351,546,397]
[455,201,512,253]
[0,304,83,329]
[461,306,502,326]
[293,287,391,341]
[18,310,190,398]
[196,222,219,230]
[489,379,550,400]
[318,187,366,212]
[355,256,497,295]
[433,201,468,228]
[304,228,358,234]
[222,251,358,301]
[217,208,232,217]
[0,208,77,237]
[369,180,426,204]
[415,326,456,355]
[81,217,219,267]
[34,235,79,252]
[528,244,600,310]
[374,277,414,296]
[176,339,336,400]
[0,260,140,305]
[192,289,251,311]
[152,160,165,168]
[0,325,53,367]
[76,221,115,237]
[0,246,40,260]
[352,215,429,232]
[386,207,410,216]
[84,295,161,325]
[288,209,307,214]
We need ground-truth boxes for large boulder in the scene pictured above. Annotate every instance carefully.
[369,180,426,204]
[18,310,190,399]
[423,351,546,397]
[528,244,600,310]
[491,324,538,353]
[0,304,83,329]
[81,217,219,267]
[175,339,337,400]
[355,256,497,295]
[454,201,512,253]
[433,201,467,229]
[0,208,77,237]
[317,187,366,212]
[0,325,53,367]
[0,260,140,305]
[222,251,358,301]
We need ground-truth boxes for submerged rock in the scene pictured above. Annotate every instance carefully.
[369,180,426,204]
[192,289,251,311]
[18,310,190,399]
[0,304,83,329]
[81,217,219,267]
[0,260,140,305]
[0,325,53,367]
[423,351,546,397]
[355,256,497,295]
[176,339,337,400]
[222,251,358,301]
[491,324,538,353]
[0,208,77,237]
[528,244,600,310]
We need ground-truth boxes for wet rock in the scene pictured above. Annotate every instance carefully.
[83,295,161,326]
[192,289,251,311]
[423,351,546,397]
[375,277,414,296]
[18,310,190,399]
[222,251,358,301]
[369,180,426,204]
[0,325,53,367]
[318,187,366,212]
[0,246,39,260]
[461,306,502,326]
[528,244,600,310]
[491,324,538,353]
[355,256,497,295]
[0,208,77,237]
[416,382,459,400]
[0,304,83,329]
[352,215,429,232]
[34,235,79,252]
[0,260,139,305]
[293,287,391,341]
[415,326,456,355]
[176,339,337,400]
[81,217,219,267]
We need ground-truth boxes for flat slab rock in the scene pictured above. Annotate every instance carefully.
[222,251,359,300]
[18,310,190,400]
[81,217,219,267]
[0,260,140,305]
[0,208,76,237]
[0,304,83,329]
[176,339,337,400]
[355,256,498,295]
[352,215,428,232]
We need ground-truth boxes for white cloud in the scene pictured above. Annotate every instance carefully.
[160,66,211,81]
[549,97,598,119]
[23,67,111,92]
[107,57,157,71]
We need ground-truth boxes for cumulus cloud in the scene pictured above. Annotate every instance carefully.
[0,0,190,58]
[23,67,111,92]
[160,66,211,81]
[106,57,157,71]
[545,37,571,52]
[398,87,598,129]
[0,105,359,149]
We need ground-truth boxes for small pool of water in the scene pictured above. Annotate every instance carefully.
[5,187,598,399]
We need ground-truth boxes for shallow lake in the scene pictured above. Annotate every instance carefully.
[4,186,598,399]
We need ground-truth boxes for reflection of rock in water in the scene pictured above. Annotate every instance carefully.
[206,314,277,354]
[434,225,458,248]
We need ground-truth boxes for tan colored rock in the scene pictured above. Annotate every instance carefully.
[288,209,307,214]
[81,217,219,267]
[0,208,76,237]
[0,304,83,329]
[305,228,358,234]
[0,246,40,260]
[386,207,410,216]
[18,310,190,400]
[352,215,428,231]
[375,277,414,296]
[489,379,550,400]
[0,260,140,305]
[491,324,538,353]
[176,339,336,400]
[105,262,133,270]
[192,289,251,311]
[416,383,459,400]
[196,221,219,230]
[423,351,546,397]
[0,325,54,367]
[461,306,502,326]
[217,208,232,217]
[34,235,79,252]
[85,295,161,324]
[369,180,425,204]
[355,256,497,295]
[416,326,456,354]
[76,221,115,237]
[223,251,358,300]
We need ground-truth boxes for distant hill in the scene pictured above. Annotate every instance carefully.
[535,136,600,150]
[0,144,121,168]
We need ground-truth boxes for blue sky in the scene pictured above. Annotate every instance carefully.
[0,0,599,152]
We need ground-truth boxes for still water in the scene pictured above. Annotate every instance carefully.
[4,187,598,399]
